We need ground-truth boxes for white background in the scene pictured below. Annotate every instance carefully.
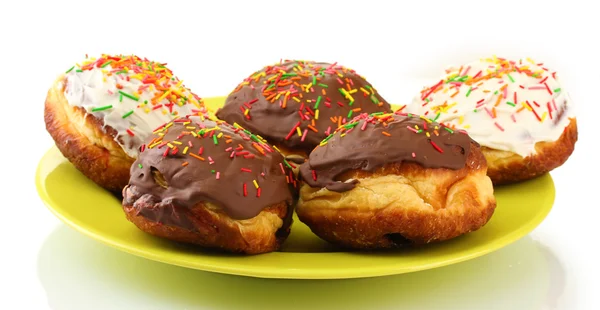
[1,0,599,309]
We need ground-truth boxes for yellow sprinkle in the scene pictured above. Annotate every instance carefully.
[296,127,302,136]
[443,87,449,94]
[144,108,150,113]
[157,90,172,103]
[435,126,439,130]
[183,146,189,154]
[420,116,433,123]
[319,141,328,146]
[348,89,358,94]
[244,109,250,116]
[315,109,320,120]
[172,141,182,145]
[191,131,197,137]
[102,77,106,82]
[165,122,174,129]
[186,126,196,130]
[340,133,346,137]
[426,132,431,137]
[414,125,419,129]
[162,110,168,115]
[275,92,283,100]
[292,97,301,102]
[217,132,223,139]
[306,83,313,92]
[167,143,174,148]
[273,145,282,152]
[541,112,548,122]
[360,87,369,94]
[253,180,259,188]
[459,116,464,124]
[527,57,535,64]
[464,125,471,129]
[523,102,532,111]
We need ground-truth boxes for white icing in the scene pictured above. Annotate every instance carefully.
[405,57,575,157]
[63,56,204,158]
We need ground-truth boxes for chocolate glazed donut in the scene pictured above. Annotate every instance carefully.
[216,60,392,156]
[297,112,496,249]
[122,116,298,254]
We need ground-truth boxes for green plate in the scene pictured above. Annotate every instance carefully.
[35,97,555,279]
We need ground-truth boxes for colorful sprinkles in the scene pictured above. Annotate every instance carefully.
[414,56,566,132]
[140,117,297,198]
[220,60,390,148]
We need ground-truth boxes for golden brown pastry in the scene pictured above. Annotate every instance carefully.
[297,112,496,249]
[405,56,577,185]
[122,116,298,254]
[44,54,205,192]
[215,60,392,166]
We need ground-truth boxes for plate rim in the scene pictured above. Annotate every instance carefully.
[36,146,555,280]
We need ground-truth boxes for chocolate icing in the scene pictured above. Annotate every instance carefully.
[215,60,391,154]
[299,112,474,192]
[123,116,297,229]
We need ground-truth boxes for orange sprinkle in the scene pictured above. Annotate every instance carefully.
[382,131,391,137]
[225,139,233,144]
[352,108,362,112]
[495,94,503,106]
[181,162,189,167]
[189,153,205,161]
[492,107,497,118]
[307,125,319,132]
[116,84,123,89]
[252,143,265,155]
[322,89,326,96]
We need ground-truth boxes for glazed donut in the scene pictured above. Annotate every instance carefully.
[215,60,392,163]
[44,54,205,192]
[297,112,496,249]
[405,56,577,185]
[122,116,298,254]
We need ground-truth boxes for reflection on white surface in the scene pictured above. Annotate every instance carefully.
[38,225,566,310]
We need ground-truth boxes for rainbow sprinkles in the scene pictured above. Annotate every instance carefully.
[405,56,574,157]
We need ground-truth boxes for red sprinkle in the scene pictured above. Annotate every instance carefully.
[241,168,252,173]
[243,183,247,197]
[430,140,444,153]
[312,169,317,181]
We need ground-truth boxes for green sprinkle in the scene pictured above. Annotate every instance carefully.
[554,88,561,93]
[315,96,321,109]
[211,170,216,174]
[322,134,334,143]
[119,93,123,102]
[370,95,379,104]
[507,74,515,83]
[281,73,297,78]
[91,105,112,112]
[143,100,148,105]
[494,90,499,95]
[416,129,423,134]
[473,109,478,112]
[506,101,516,107]
[459,75,469,82]
[101,60,113,68]
[138,164,143,168]
[250,135,261,143]
[444,127,454,133]
[345,122,359,129]
[119,91,140,101]
[283,158,292,169]
[122,110,134,118]
[425,98,430,103]
[65,66,75,73]
[318,83,328,88]
[434,112,441,121]
[348,100,354,106]
[466,87,472,97]
[347,110,353,118]
[76,69,83,72]
[312,76,316,85]
[213,135,218,145]
[266,83,276,90]
[199,129,206,136]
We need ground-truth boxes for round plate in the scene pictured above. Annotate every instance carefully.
[35,97,555,279]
